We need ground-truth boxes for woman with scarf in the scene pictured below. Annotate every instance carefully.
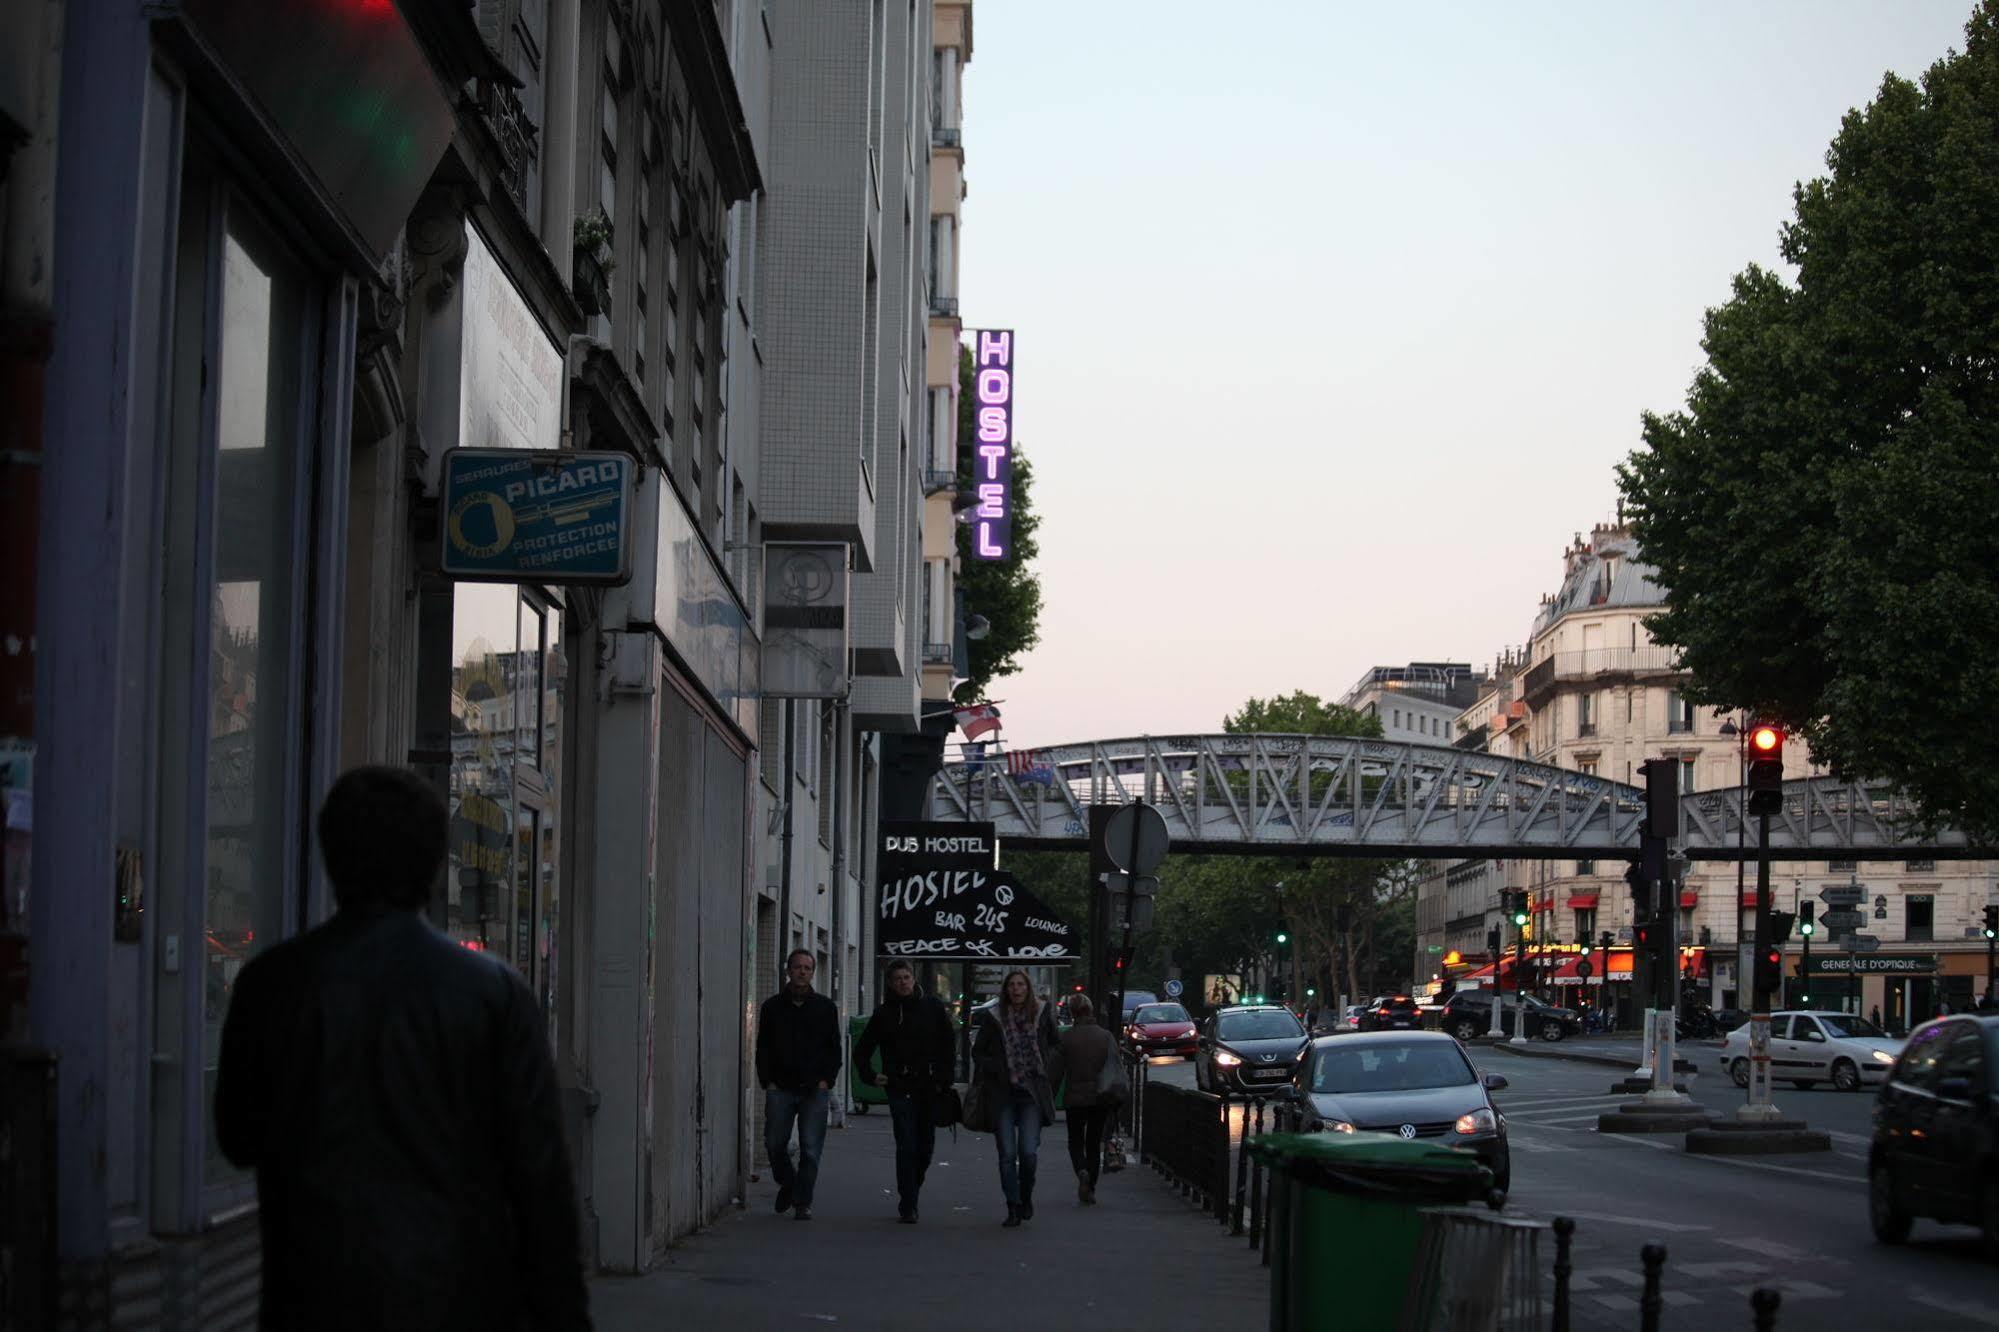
[970,969,1059,1227]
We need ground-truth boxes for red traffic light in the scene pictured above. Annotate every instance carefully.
[1748,724,1783,755]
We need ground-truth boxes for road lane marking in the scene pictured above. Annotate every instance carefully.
[1913,1292,1999,1327]
[1558,1210,1713,1233]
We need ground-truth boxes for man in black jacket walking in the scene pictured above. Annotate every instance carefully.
[854,960,955,1222]
[215,766,589,1331]
[756,949,842,1219]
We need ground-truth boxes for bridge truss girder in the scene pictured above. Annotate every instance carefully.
[927,735,1977,861]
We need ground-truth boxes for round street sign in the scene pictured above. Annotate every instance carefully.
[1164,978,1184,998]
[1575,959,1594,978]
[1103,803,1170,874]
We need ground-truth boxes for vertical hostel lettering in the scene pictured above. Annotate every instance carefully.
[972,328,1014,561]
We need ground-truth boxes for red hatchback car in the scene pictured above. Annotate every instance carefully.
[1125,1002,1199,1058]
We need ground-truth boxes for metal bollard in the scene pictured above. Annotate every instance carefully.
[1551,1216,1575,1332]
[1231,1095,1249,1235]
[1638,1244,1667,1332]
[1751,1287,1781,1331]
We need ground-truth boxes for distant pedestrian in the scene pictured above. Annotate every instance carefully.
[215,766,591,1331]
[971,969,1059,1226]
[1870,1004,1882,1030]
[1054,995,1117,1204]
[756,950,842,1220]
[853,960,955,1223]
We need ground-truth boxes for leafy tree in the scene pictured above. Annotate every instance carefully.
[954,345,1043,703]
[1618,4,1999,842]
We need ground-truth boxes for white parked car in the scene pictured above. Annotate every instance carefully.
[1718,1010,1902,1092]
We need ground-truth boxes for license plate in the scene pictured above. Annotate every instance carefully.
[1250,1067,1287,1080]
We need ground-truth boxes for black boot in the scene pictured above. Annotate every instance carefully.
[1002,1203,1021,1228]
[1020,1190,1034,1221]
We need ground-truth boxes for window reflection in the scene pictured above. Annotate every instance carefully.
[202,211,306,1185]
[447,584,563,1041]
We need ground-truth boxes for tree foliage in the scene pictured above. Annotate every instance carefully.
[1150,692,1418,1004]
[954,345,1043,703]
[1617,4,1999,843]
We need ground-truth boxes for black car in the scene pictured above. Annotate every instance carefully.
[1868,1013,1998,1259]
[1194,1005,1309,1094]
[1286,1031,1511,1199]
[1433,990,1582,1043]
[1360,995,1422,1032]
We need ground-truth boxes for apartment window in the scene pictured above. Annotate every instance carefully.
[1680,756,1696,796]
[1574,908,1596,941]
[1576,859,1596,876]
[1577,759,1597,777]
[634,170,652,389]
[1906,894,1934,943]
[1905,860,1936,873]
[1678,906,1694,937]
[1666,691,1694,734]
[927,385,954,474]
[1829,859,1857,873]
[1576,693,1595,737]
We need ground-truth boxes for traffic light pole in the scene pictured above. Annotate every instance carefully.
[1740,811,1782,1122]
[1510,914,1529,1047]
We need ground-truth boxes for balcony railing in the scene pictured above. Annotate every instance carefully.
[922,641,955,665]
[932,125,961,148]
[922,468,958,495]
[928,294,959,319]
[1521,646,1681,705]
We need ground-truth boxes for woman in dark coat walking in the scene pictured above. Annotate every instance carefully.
[1055,994,1118,1204]
[971,969,1058,1226]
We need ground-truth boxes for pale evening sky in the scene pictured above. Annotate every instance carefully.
[955,1,1972,750]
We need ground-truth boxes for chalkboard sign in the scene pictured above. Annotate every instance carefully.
[876,820,1077,962]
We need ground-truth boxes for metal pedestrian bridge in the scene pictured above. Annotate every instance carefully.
[925,734,1979,861]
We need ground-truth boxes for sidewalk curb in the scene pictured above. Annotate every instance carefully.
[1470,1038,1722,1072]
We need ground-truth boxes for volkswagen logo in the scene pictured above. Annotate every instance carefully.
[1398,1124,1418,1140]
[1260,1053,1277,1063]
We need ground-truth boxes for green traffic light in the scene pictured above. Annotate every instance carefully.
[1305,987,1317,997]
[1275,931,1288,944]
[1801,922,1815,936]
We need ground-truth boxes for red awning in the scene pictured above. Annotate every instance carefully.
[1679,890,1698,908]
[1549,954,1599,985]
[1456,954,1520,982]
[1566,894,1600,909]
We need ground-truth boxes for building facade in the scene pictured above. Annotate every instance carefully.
[1337,661,1488,746]
[1419,523,1998,1024]
[12,0,966,1322]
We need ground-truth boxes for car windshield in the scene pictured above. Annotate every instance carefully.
[1133,1004,1189,1024]
[1218,1011,1303,1042]
[1379,997,1416,1009]
[1314,1042,1475,1093]
[1817,1015,1885,1039]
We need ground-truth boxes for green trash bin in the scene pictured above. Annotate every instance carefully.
[847,1015,887,1112]
[1248,1131,1493,1332]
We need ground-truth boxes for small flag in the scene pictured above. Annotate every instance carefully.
[953,703,1002,741]
[960,741,990,764]
[1007,749,1056,787]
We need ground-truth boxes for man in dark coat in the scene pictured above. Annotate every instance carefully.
[854,960,956,1222]
[215,766,589,1331]
[755,949,842,1219]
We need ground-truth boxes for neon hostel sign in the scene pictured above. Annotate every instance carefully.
[972,328,1014,561]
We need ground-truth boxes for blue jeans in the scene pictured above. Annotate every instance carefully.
[765,1087,829,1207]
[886,1090,936,1209]
[994,1086,1043,1206]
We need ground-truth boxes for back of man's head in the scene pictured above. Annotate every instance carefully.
[318,767,447,911]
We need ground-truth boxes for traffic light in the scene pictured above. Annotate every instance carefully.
[1983,904,1997,940]
[1746,722,1785,816]
[1754,941,1783,995]
[1633,920,1655,952]
[1507,891,1529,928]
[1799,901,1815,936]
[1624,861,1653,919]
[1486,926,1502,957]
[1275,930,1289,945]
[1106,946,1131,976]
[1599,931,1614,950]
[1771,910,1795,942]
[1639,758,1679,839]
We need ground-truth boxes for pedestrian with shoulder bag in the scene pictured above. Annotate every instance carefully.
[1054,994,1121,1204]
[970,970,1059,1226]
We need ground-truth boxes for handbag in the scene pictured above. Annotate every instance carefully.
[932,1085,965,1129]
[1095,1039,1131,1106]
[960,1074,994,1133]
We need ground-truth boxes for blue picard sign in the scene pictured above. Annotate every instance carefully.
[441,449,634,584]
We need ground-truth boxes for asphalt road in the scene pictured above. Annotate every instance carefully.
[1147,1045,1997,1329]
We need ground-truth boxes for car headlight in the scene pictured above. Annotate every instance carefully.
[1871,1049,1895,1064]
[1454,1108,1497,1136]
[1214,1051,1242,1067]
[1312,1119,1356,1134]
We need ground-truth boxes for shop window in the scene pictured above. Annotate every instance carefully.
[160,163,326,1198]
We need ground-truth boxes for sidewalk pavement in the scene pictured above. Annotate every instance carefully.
[589,1109,1268,1331]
